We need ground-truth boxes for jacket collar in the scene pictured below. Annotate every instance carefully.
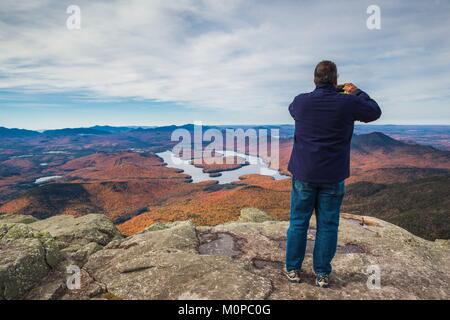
[315,84,336,91]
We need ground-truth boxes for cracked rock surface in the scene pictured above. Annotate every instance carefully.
[67,209,450,300]
[1,209,449,299]
[80,221,272,300]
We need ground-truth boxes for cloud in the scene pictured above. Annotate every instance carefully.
[0,0,449,124]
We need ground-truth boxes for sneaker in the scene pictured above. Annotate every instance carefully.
[284,268,301,283]
[315,274,330,288]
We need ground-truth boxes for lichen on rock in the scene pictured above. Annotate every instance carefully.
[30,214,122,247]
[0,214,38,225]
[0,223,62,300]
[0,214,122,300]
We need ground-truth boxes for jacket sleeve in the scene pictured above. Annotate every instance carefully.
[351,89,382,123]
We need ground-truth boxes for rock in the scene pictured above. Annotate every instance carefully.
[435,239,450,248]
[209,212,450,299]
[4,209,450,300]
[24,271,67,300]
[0,223,62,300]
[238,207,273,223]
[106,221,198,252]
[60,269,107,300]
[61,242,103,264]
[5,214,121,300]
[143,221,185,233]
[0,214,38,224]
[79,220,272,299]
[29,214,122,266]
[30,214,122,248]
[79,211,450,300]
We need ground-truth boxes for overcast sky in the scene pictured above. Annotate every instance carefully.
[1,0,449,129]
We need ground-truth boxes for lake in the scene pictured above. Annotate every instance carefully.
[35,176,63,184]
[156,150,288,184]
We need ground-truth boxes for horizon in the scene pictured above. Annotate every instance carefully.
[2,123,450,132]
[1,1,450,129]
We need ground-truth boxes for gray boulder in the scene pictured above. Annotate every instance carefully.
[30,214,122,247]
[0,214,123,299]
[78,221,272,300]
[0,214,38,224]
[0,223,62,300]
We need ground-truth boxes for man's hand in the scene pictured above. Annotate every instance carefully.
[343,83,358,95]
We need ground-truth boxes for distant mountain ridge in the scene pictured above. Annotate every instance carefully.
[0,124,215,137]
[0,123,448,148]
[43,128,112,136]
[0,127,40,138]
[352,131,405,148]
[351,131,445,155]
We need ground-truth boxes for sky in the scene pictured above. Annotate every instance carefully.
[0,0,449,130]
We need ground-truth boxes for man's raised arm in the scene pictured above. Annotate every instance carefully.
[345,83,382,123]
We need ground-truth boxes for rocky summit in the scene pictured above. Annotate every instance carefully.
[0,209,449,300]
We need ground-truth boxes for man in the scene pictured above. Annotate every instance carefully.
[285,60,381,287]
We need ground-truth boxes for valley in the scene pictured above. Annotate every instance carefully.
[0,124,449,241]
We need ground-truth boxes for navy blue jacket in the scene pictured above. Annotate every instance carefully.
[288,84,381,183]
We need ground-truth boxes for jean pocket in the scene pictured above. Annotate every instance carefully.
[325,181,345,196]
[294,179,312,191]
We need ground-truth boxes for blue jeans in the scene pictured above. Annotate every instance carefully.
[285,178,345,276]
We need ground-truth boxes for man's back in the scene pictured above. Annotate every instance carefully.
[288,83,381,183]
